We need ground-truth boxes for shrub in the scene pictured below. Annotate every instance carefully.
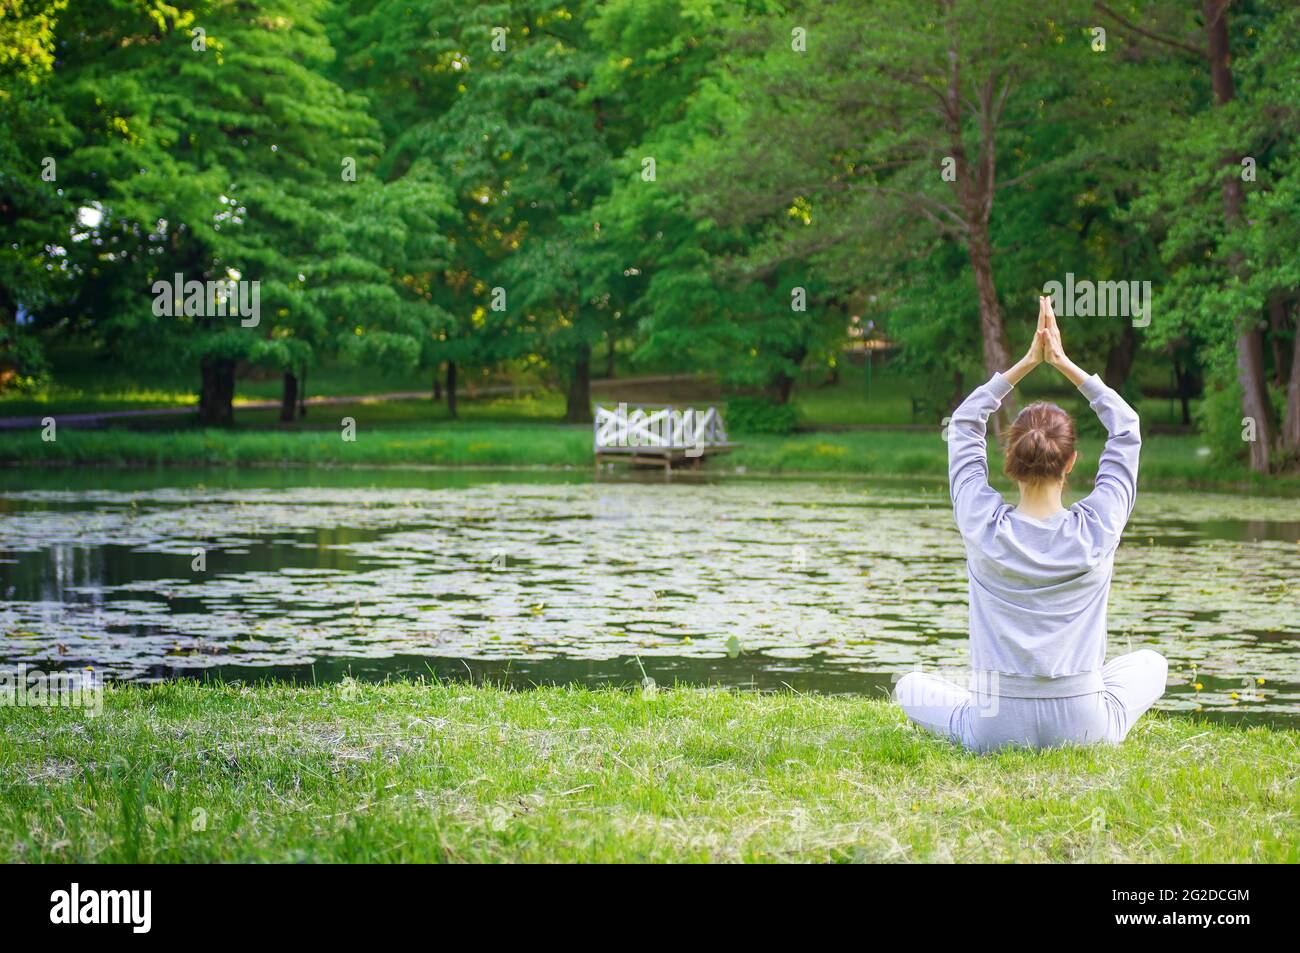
[725,396,798,435]
[0,326,49,393]
[1194,377,1286,465]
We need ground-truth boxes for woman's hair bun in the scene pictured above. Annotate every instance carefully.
[1003,402,1076,483]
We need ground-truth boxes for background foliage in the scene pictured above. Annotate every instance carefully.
[2,0,1298,469]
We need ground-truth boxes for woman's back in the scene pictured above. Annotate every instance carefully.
[894,297,1166,752]
[947,372,1141,696]
[966,508,1117,687]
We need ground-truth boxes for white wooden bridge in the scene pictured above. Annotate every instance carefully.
[593,403,736,471]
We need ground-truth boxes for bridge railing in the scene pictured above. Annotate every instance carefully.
[593,403,731,457]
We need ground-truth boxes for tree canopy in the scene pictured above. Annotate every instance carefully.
[2,0,1298,469]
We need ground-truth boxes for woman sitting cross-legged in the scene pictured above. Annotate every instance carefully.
[895,296,1167,753]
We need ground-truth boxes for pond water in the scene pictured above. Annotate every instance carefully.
[1,468,1297,726]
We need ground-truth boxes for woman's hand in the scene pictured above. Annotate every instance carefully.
[1039,295,1067,366]
[1038,295,1089,387]
[1025,297,1047,366]
[1004,298,1049,385]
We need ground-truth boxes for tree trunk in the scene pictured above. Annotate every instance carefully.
[966,227,1013,429]
[763,342,806,405]
[1172,351,1195,427]
[564,345,592,423]
[1236,329,1274,466]
[1268,294,1290,387]
[298,365,307,418]
[1207,0,1274,472]
[764,372,796,404]
[1232,332,1273,466]
[1284,305,1300,454]
[1103,322,1137,391]
[0,284,14,325]
[445,361,458,420]
[943,53,1013,432]
[280,372,298,423]
[198,357,236,427]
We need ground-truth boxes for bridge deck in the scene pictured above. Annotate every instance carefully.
[592,402,736,471]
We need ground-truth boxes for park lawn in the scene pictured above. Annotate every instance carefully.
[727,430,1299,490]
[793,365,919,426]
[6,344,1195,429]
[0,422,593,468]
[230,393,568,427]
[791,360,1199,430]
[2,420,1295,492]
[0,680,1293,863]
[0,373,453,419]
[0,352,438,418]
[0,385,200,417]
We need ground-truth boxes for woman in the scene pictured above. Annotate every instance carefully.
[895,296,1167,752]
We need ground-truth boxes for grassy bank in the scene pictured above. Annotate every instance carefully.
[2,348,1200,429]
[0,423,592,469]
[1,422,1295,491]
[0,681,1293,863]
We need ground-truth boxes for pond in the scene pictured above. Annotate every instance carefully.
[1,467,1297,727]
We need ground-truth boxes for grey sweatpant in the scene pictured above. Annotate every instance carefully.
[895,650,1169,753]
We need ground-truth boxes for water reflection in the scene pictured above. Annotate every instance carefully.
[0,469,1296,725]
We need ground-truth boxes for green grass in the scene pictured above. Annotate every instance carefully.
[794,366,920,426]
[0,422,593,468]
[0,348,1280,488]
[0,680,1293,862]
[728,430,1300,490]
[7,344,1198,429]
[0,352,441,417]
[231,393,567,427]
[0,386,198,417]
[3,420,1295,491]
[792,360,1199,429]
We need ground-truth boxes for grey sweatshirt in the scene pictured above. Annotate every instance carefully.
[948,372,1142,697]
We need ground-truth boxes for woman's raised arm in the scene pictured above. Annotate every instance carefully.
[1041,298,1141,539]
[948,372,1014,538]
[948,300,1046,537]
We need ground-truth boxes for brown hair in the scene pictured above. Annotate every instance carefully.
[1003,402,1076,484]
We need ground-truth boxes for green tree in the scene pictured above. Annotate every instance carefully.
[0,0,76,388]
[428,1,618,421]
[587,0,823,402]
[24,0,385,423]
[1115,0,1298,470]
[678,1,1112,425]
